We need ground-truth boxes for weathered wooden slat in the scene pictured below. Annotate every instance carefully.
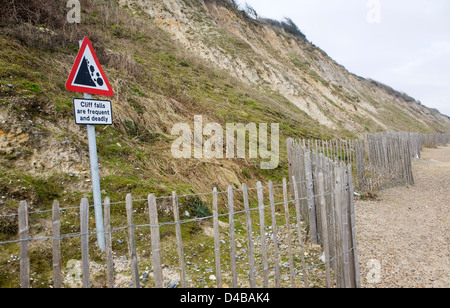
[333,163,344,288]
[172,191,186,288]
[269,181,281,288]
[19,200,30,289]
[282,178,296,288]
[228,185,238,288]
[212,187,222,288]
[80,198,90,288]
[148,194,163,288]
[348,164,361,288]
[52,200,62,288]
[126,194,140,288]
[103,197,115,288]
[291,176,309,288]
[257,182,269,288]
[304,151,318,243]
[242,183,256,288]
[318,173,332,288]
[341,164,352,288]
[356,140,366,191]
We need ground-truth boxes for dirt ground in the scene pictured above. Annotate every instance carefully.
[356,146,450,288]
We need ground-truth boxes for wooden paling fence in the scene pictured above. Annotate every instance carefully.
[422,132,450,148]
[293,132,450,193]
[284,132,449,287]
[4,132,448,288]
[286,139,360,288]
[10,162,359,288]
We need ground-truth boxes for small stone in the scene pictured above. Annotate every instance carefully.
[319,253,326,263]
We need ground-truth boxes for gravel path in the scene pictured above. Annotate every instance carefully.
[356,146,450,288]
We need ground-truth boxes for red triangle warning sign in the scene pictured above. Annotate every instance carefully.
[66,37,114,96]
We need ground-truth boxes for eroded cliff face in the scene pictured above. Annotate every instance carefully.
[1,0,449,207]
[120,0,449,134]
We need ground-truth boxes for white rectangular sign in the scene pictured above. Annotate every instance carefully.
[73,98,113,125]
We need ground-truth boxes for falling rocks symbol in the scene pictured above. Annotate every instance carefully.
[74,57,104,88]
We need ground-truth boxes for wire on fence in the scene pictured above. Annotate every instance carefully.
[0,189,339,246]
[0,176,335,219]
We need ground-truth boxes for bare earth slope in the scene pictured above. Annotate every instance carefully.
[356,146,450,288]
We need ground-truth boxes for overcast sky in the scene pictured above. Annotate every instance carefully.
[235,0,450,117]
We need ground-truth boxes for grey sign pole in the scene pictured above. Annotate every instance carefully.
[84,93,106,251]
[79,39,105,251]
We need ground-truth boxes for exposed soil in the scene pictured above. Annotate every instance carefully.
[356,146,450,288]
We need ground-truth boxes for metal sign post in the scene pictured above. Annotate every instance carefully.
[84,93,106,251]
[66,37,115,252]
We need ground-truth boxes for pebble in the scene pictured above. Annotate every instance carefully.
[140,272,149,282]
[357,147,450,288]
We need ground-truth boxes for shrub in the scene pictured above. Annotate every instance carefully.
[0,0,67,29]
[185,196,212,218]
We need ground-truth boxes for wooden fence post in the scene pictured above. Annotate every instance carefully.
[333,163,344,288]
[313,150,323,244]
[18,200,30,289]
[148,194,163,288]
[269,181,281,288]
[348,164,361,288]
[341,164,352,288]
[282,178,296,288]
[212,187,222,288]
[356,140,366,192]
[242,183,256,288]
[304,151,318,243]
[291,176,309,288]
[52,200,62,288]
[257,182,269,288]
[80,198,90,288]
[318,173,332,288]
[228,185,238,288]
[126,194,140,288]
[103,197,115,288]
[172,191,186,288]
